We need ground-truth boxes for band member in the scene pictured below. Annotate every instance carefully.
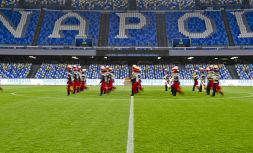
[107,67,115,91]
[131,65,140,96]
[171,66,183,96]
[199,67,206,92]
[100,66,108,96]
[206,65,214,95]
[192,70,199,91]
[73,65,78,94]
[66,65,73,96]
[212,65,224,96]
[80,69,87,91]
[76,66,82,93]
[136,67,143,92]
[163,69,170,91]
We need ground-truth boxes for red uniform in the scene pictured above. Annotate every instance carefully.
[192,71,199,91]
[66,66,73,96]
[107,68,115,91]
[80,69,87,91]
[131,66,143,96]
[171,67,183,96]
[212,67,224,96]
[100,73,108,95]
[131,72,139,96]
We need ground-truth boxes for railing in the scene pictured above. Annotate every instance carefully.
[0,45,253,51]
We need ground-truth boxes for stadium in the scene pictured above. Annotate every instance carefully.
[0,0,253,152]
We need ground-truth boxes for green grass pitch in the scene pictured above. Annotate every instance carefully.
[0,85,253,153]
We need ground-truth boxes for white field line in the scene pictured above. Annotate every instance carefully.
[10,92,253,101]
[127,96,134,153]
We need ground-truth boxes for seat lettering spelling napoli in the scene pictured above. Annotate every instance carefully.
[0,11,32,38]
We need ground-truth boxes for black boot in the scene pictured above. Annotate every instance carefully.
[199,85,202,92]
[207,82,210,95]
[212,83,217,97]
[192,85,195,91]
[131,90,134,96]
[100,89,103,96]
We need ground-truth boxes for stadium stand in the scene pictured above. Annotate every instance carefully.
[0,62,244,80]
[108,12,158,46]
[71,0,128,10]
[227,10,253,45]
[1,8,253,46]
[0,0,19,8]
[23,0,66,5]
[38,10,100,45]
[199,0,242,5]
[0,9,40,45]
[137,0,195,10]
[235,64,253,79]
[178,64,232,79]
[166,11,229,46]
[87,64,129,79]
[0,63,31,78]
[35,63,68,79]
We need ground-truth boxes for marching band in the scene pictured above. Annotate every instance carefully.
[66,64,224,97]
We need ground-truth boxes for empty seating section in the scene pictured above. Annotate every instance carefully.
[227,10,253,45]
[0,63,250,80]
[137,0,195,10]
[0,0,19,7]
[87,64,129,79]
[106,64,129,79]
[108,12,157,46]
[1,9,253,46]
[139,64,175,79]
[0,9,39,45]
[71,0,128,10]
[35,63,68,79]
[87,64,100,79]
[23,0,66,5]
[235,64,253,79]
[199,0,242,5]
[0,0,249,10]
[0,63,31,78]
[139,65,155,79]
[179,64,232,79]
[38,10,100,45]
[166,11,229,46]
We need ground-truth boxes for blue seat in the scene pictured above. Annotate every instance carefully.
[38,10,100,46]
[108,12,157,46]
[0,9,40,45]
[227,10,253,45]
[166,11,229,46]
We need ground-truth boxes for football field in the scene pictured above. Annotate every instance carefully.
[0,86,253,153]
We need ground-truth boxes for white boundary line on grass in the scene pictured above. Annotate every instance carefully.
[127,96,134,153]
[10,92,253,101]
